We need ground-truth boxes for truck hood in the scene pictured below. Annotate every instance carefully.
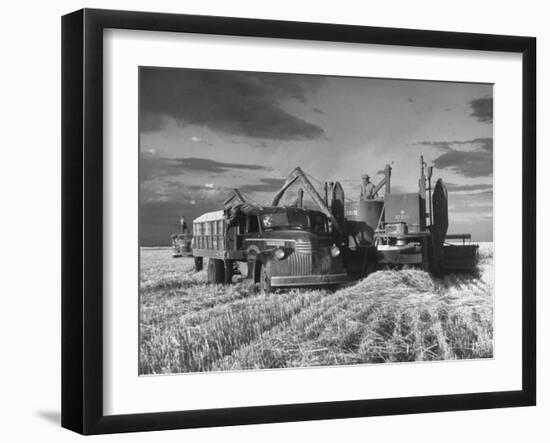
[260,230,332,243]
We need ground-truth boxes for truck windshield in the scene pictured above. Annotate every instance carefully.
[261,212,310,230]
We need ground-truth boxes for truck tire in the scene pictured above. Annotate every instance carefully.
[207,259,225,284]
[194,257,203,272]
[260,262,272,295]
[223,260,234,284]
[361,246,377,277]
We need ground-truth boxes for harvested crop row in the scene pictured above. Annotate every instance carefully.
[140,278,257,325]
[210,282,377,370]
[139,287,327,373]
[211,269,493,370]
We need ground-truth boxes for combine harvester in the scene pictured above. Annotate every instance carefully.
[345,156,478,276]
[190,157,478,292]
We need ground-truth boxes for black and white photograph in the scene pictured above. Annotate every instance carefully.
[138,67,494,374]
[1,0,545,439]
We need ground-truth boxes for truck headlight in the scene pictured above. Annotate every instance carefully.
[330,245,340,257]
[274,248,285,260]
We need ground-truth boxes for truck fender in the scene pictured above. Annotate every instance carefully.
[248,252,271,283]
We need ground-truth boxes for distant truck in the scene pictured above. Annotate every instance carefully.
[170,233,193,258]
[192,203,349,293]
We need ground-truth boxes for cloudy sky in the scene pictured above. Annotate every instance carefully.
[139,67,493,245]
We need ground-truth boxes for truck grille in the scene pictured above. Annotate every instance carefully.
[295,240,321,254]
[287,253,313,275]
[287,250,337,275]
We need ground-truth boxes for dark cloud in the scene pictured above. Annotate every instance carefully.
[446,183,493,192]
[477,189,493,196]
[469,96,493,123]
[433,150,492,178]
[140,68,325,140]
[141,112,165,132]
[447,190,493,212]
[418,138,492,152]
[418,141,454,151]
[140,175,292,244]
[185,184,221,191]
[419,138,493,178]
[140,155,174,181]
[140,180,237,245]
[139,156,273,244]
[174,158,267,174]
[239,178,286,193]
[313,107,324,114]
[140,155,267,180]
[140,199,215,246]
[407,98,414,103]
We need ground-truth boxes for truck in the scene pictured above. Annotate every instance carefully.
[170,233,193,258]
[191,171,350,293]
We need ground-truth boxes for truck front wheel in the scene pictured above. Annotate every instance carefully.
[207,259,225,284]
[260,262,272,295]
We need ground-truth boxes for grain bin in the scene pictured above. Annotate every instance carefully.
[345,199,384,244]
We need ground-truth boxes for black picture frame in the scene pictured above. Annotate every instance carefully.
[62,8,536,435]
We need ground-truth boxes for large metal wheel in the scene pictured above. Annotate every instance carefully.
[207,258,225,284]
[421,237,432,273]
[194,257,203,272]
[259,262,272,295]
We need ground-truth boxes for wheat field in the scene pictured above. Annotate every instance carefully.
[139,243,493,374]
